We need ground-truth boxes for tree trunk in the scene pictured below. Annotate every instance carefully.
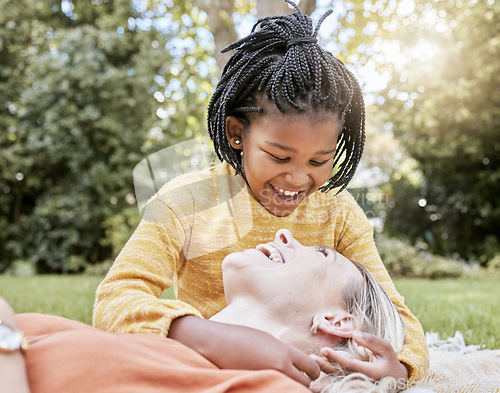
[257,0,317,18]
[193,0,319,72]
[191,0,239,71]
[256,0,292,19]
[299,0,317,16]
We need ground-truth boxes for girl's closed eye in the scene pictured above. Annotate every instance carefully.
[268,152,331,166]
[310,159,330,166]
[268,152,290,162]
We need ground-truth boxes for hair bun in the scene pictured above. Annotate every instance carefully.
[286,36,318,49]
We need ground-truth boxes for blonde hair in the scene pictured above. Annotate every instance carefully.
[321,373,401,393]
[342,260,405,359]
[319,260,406,393]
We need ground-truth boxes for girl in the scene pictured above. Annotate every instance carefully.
[94,0,428,388]
[6,230,410,393]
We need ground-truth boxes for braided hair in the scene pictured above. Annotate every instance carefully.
[207,0,365,193]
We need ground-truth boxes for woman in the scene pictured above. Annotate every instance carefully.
[4,230,413,393]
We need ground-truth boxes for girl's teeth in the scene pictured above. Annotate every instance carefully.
[276,187,299,196]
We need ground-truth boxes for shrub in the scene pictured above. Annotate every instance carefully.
[376,235,464,279]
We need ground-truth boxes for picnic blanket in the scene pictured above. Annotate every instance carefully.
[418,331,500,392]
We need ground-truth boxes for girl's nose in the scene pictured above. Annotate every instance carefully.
[274,229,294,247]
[284,169,310,188]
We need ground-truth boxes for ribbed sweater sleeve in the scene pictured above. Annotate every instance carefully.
[93,199,203,336]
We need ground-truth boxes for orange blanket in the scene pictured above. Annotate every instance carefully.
[16,313,310,393]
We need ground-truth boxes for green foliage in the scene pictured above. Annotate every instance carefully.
[336,0,500,263]
[0,0,215,272]
[383,2,500,263]
[487,254,500,271]
[377,234,464,279]
[100,206,141,259]
[2,0,497,272]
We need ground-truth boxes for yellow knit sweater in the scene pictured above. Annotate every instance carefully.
[93,162,429,383]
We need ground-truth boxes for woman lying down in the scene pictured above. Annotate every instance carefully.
[3,229,430,393]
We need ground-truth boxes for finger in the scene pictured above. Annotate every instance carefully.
[293,352,321,381]
[320,347,375,376]
[309,381,324,393]
[309,354,339,374]
[286,365,314,387]
[351,331,393,356]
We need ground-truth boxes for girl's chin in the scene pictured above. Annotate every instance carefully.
[264,201,301,217]
[253,185,310,216]
[269,193,308,216]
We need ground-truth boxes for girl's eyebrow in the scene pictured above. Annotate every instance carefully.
[264,141,336,155]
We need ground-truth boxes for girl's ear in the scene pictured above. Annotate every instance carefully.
[312,312,358,339]
[225,116,244,149]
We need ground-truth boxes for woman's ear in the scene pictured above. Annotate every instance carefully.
[312,312,358,339]
[225,116,244,149]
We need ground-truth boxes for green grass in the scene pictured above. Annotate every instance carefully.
[0,275,175,325]
[394,278,500,349]
[1,274,498,349]
[0,275,104,325]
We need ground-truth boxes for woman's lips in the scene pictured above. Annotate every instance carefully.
[256,243,285,264]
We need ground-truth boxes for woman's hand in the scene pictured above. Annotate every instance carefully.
[311,331,408,383]
[168,315,320,387]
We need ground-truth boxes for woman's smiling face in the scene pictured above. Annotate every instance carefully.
[221,229,362,317]
[226,110,341,217]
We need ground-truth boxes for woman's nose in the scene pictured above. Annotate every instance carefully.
[274,229,294,247]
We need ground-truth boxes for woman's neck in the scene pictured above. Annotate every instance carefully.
[210,300,327,355]
[210,300,297,342]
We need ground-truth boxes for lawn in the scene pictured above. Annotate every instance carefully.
[1,274,498,349]
[393,277,500,349]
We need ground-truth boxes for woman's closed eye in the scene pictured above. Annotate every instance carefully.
[316,246,329,257]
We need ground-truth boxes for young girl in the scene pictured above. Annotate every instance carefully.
[94,0,428,388]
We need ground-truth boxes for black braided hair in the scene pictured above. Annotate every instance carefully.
[207,0,365,193]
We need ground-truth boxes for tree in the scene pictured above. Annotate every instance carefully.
[0,0,215,272]
[187,0,317,70]
[3,0,496,272]
[336,0,499,262]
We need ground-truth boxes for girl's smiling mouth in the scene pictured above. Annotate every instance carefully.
[270,184,304,198]
[269,183,307,206]
[273,185,300,197]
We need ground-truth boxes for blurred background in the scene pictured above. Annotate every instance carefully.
[0,0,498,277]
